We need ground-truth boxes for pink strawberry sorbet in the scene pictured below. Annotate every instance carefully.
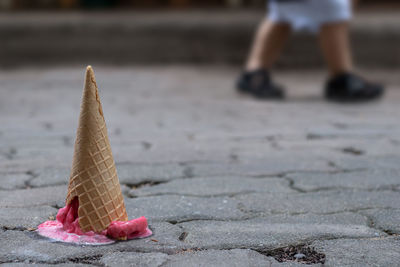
[37,198,152,245]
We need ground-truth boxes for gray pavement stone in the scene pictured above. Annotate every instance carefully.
[99,249,307,267]
[0,186,66,208]
[1,264,93,267]
[0,230,111,264]
[100,251,169,267]
[305,126,400,141]
[0,206,57,229]
[120,184,131,196]
[252,212,369,226]
[287,169,400,192]
[312,237,400,266]
[114,222,188,254]
[117,163,186,185]
[29,168,69,188]
[186,158,335,178]
[235,191,400,215]
[0,222,185,263]
[129,176,293,197]
[362,209,400,234]
[276,137,400,159]
[331,154,400,172]
[0,173,32,190]
[125,195,246,223]
[178,215,382,249]
[163,249,278,267]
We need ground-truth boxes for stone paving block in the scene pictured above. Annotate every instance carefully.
[0,186,67,208]
[116,163,186,185]
[158,249,278,267]
[112,139,236,165]
[0,173,32,190]
[0,163,33,177]
[120,184,131,196]
[0,230,111,264]
[99,249,307,267]
[186,159,335,178]
[287,169,400,192]
[312,237,400,266]
[0,206,57,229]
[29,167,69,187]
[235,191,400,215]
[332,154,400,171]
[1,264,93,267]
[0,158,71,178]
[0,222,185,263]
[305,125,400,140]
[0,139,74,172]
[221,140,342,163]
[129,176,293,197]
[254,212,369,226]
[178,215,382,250]
[362,209,400,234]
[163,249,308,267]
[100,251,169,267]
[114,222,188,254]
[125,195,246,223]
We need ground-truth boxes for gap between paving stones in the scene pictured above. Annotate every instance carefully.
[296,186,400,194]
[125,181,166,190]
[360,212,400,237]
[284,176,400,194]
[127,191,261,199]
[283,168,400,194]
[234,206,399,219]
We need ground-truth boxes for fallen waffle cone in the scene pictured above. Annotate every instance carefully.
[66,66,128,233]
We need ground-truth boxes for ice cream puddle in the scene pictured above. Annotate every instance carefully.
[38,198,152,245]
[37,66,152,245]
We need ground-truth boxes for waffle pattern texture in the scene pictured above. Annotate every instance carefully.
[66,66,128,233]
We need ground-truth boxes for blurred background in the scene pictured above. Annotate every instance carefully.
[0,0,399,69]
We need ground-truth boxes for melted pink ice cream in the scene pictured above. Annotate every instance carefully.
[37,198,152,245]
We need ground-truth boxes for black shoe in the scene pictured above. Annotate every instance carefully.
[325,73,384,102]
[236,69,285,99]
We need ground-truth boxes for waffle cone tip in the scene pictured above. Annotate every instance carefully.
[85,65,94,80]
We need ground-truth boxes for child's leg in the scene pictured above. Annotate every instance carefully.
[319,21,384,101]
[318,22,353,76]
[245,19,291,71]
[236,19,288,99]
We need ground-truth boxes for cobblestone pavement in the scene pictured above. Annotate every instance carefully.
[0,66,400,266]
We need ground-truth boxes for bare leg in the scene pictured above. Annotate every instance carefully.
[318,22,353,76]
[245,19,291,71]
[321,19,384,101]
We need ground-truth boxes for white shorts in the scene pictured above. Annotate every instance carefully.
[268,0,352,32]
